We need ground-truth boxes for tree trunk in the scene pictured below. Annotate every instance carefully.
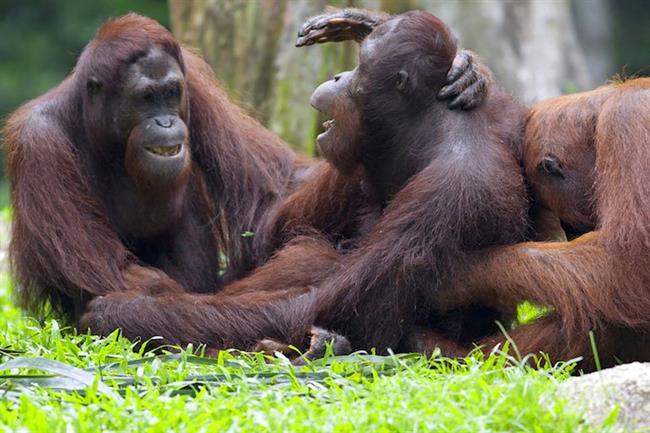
[416,0,593,103]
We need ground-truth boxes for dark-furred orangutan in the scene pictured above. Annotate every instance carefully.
[426,75,650,371]
[261,9,531,354]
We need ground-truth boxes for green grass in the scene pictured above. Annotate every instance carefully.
[0,213,618,432]
[0,291,617,432]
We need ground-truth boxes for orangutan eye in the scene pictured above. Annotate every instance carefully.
[164,84,180,99]
[538,155,565,179]
[143,90,155,103]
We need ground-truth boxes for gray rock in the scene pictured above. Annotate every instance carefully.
[559,362,650,432]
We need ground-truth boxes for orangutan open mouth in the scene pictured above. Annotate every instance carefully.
[145,144,182,157]
[317,119,336,144]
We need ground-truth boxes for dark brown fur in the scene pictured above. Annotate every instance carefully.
[430,78,650,370]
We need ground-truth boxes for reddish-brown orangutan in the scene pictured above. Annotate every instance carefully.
[425,77,650,371]
[3,13,307,323]
[78,10,527,355]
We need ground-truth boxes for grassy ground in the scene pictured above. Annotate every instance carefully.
[0,212,620,432]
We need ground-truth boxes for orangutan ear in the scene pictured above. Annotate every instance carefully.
[396,70,410,93]
[396,68,418,95]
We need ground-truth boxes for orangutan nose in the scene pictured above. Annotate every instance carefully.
[154,116,174,128]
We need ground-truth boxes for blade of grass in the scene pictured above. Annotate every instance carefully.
[0,357,123,402]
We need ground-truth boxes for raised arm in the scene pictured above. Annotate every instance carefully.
[296,8,390,46]
[297,10,491,111]
[438,50,493,110]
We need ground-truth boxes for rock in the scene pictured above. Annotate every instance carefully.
[559,362,650,431]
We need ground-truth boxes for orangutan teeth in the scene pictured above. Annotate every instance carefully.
[146,144,181,156]
[322,119,335,129]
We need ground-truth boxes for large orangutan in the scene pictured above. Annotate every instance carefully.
[428,76,650,370]
[78,10,527,354]
[3,14,306,322]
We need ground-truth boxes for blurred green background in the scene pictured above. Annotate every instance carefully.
[0,0,648,207]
